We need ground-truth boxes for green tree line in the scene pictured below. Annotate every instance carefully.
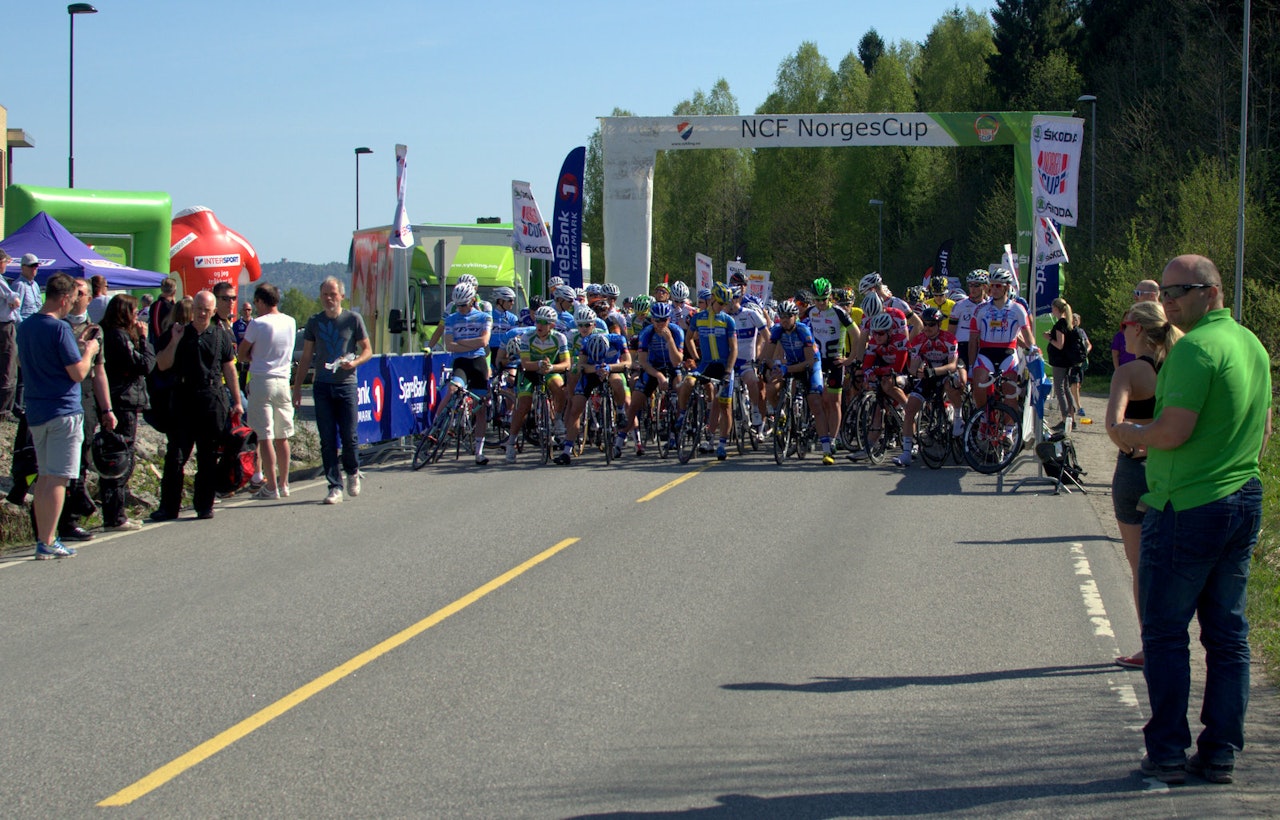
[582,0,1280,373]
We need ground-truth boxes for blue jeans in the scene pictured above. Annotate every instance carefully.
[1139,478,1261,766]
[313,381,359,490]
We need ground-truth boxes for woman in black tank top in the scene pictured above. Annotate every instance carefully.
[1105,302,1183,670]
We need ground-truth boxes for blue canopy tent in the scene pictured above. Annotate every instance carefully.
[1,212,166,287]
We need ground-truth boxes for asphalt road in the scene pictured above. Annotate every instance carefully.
[1,414,1276,817]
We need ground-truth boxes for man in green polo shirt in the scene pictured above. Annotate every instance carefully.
[1113,254,1272,785]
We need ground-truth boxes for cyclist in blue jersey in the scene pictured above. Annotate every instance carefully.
[762,299,830,463]
[441,283,493,464]
[489,286,519,368]
[560,331,631,464]
[552,284,579,333]
[677,282,737,460]
[625,300,684,456]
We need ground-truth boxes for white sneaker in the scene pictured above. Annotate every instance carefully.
[751,409,762,427]
[345,472,361,497]
[323,487,343,505]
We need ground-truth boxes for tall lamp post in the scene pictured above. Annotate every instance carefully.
[1077,94,1097,257]
[354,147,373,230]
[68,3,98,188]
[868,199,884,273]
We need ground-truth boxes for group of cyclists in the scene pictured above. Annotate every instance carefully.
[425,263,1039,470]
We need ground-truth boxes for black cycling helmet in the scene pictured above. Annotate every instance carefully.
[92,428,132,480]
[921,306,944,325]
[930,275,950,295]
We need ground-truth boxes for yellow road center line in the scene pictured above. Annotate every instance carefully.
[636,460,719,503]
[98,537,582,807]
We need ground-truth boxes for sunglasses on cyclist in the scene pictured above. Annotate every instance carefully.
[923,321,940,327]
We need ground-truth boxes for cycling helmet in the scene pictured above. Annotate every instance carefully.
[653,281,670,293]
[649,300,672,320]
[451,282,477,306]
[602,282,621,298]
[697,287,712,302]
[583,333,610,361]
[552,284,577,302]
[575,287,586,300]
[989,267,1015,285]
[670,281,689,301]
[861,292,883,317]
[930,275,950,295]
[795,289,816,304]
[966,269,989,285]
[456,274,479,287]
[573,306,596,326]
[778,299,800,317]
[743,293,762,307]
[921,306,944,325]
[492,286,516,302]
[711,282,734,305]
[870,312,896,333]
[905,285,925,306]
[92,428,132,480]
[633,294,652,314]
[534,305,559,324]
[858,272,883,293]
[585,283,603,297]
[729,270,748,287]
[812,277,832,298]
[547,276,565,289]
[504,333,524,358]
[529,296,546,311]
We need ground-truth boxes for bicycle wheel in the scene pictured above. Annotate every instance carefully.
[951,391,975,464]
[861,399,891,465]
[453,396,473,461]
[732,385,748,456]
[677,395,702,464]
[963,401,1022,474]
[792,389,810,459]
[918,400,950,470]
[772,384,793,465]
[601,388,616,465]
[536,392,554,465]
[842,390,872,452]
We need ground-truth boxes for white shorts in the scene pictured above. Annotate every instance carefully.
[247,376,295,440]
[32,413,84,479]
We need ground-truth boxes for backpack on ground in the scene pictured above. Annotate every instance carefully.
[1035,432,1085,482]
[215,412,258,495]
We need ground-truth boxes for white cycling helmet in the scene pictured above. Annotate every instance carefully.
[573,306,596,326]
[858,272,883,293]
[861,292,883,317]
[492,286,516,302]
[989,267,1015,285]
[456,274,478,287]
[534,305,559,323]
[451,283,477,306]
[670,281,689,301]
[552,284,577,302]
[870,312,895,333]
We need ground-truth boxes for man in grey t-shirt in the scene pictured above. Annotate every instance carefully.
[292,277,372,505]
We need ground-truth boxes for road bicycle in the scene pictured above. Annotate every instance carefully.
[772,374,815,465]
[677,372,720,465]
[412,370,482,470]
[856,379,905,466]
[730,373,760,455]
[962,368,1025,474]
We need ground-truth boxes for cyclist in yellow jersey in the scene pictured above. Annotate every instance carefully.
[924,275,957,332]
[504,306,571,464]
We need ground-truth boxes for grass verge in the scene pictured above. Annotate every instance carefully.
[1249,402,1280,686]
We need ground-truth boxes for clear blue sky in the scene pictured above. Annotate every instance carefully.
[4,1,991,265]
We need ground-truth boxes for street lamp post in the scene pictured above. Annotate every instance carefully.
[1077,94,1097,257]
[68,3,98,189]
[354,147,373,230]
[868,199,884,273]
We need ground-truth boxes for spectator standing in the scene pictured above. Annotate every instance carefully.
[1069,313,1092,420]
[232,300,253,395]
[1045,297,1080,426]
[237,284,296,499]
[56,277,111,544]
[1105,300,1182,671]
[1111,280,1159,370]
[86,274,111,324]
[12,253,46,412]
[0,250,23,419]
[292,277,372,505]
[148,277,178,350]
[1112,255,1272,785]
[99,294,155,531]
[137,293,154,326]
[18,273,100,558]
[151,291,242,521]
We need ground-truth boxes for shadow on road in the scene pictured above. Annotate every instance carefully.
[721,663,1116,694]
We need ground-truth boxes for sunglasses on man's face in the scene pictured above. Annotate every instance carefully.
[923,321,940,327]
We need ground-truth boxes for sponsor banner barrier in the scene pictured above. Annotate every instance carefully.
[354,353,439,445]
[1030,115,1083,227]
[512,180,555,261]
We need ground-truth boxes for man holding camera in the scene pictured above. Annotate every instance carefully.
[17,272,101,559]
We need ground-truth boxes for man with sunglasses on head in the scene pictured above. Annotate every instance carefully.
[1111,255,1271,787]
